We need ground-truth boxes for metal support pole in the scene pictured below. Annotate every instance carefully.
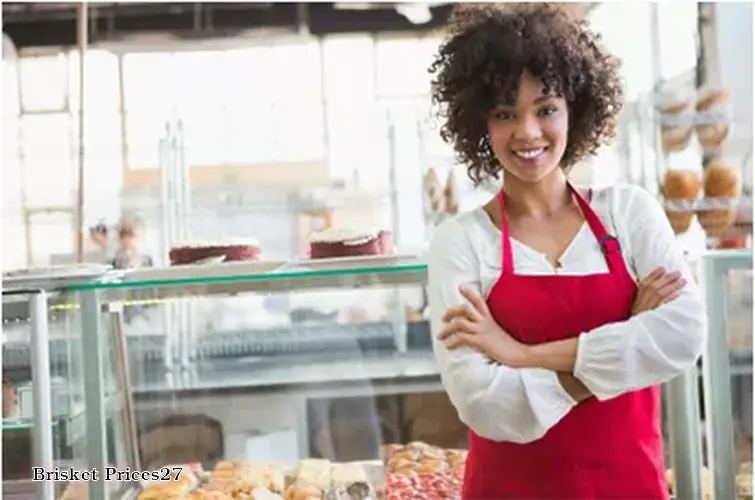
[81,289,109,500]
[665,370,704,500]
[30,291,55,500]
[75,1,88,262]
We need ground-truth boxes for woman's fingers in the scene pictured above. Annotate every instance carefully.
[441,304,479,323]
[445,332,476,350]
[459,286,491,316]
[655,276,686,300]
[438,318,477,340]
[635,269,686,312]
[640,266,666,287]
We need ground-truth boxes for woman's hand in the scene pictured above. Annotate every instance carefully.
[438,287,529,368]
[631,266,687,316]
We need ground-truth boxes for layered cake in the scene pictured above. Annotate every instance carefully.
[169,239,261,265]
[308,228,393,259]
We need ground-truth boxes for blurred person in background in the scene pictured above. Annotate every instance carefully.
[427,4,705,499]
[111,215,153,270]
[86,220,113,263]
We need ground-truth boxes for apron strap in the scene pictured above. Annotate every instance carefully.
[498,182,622,274]
[497,190,515,274]
[569,183,623,271]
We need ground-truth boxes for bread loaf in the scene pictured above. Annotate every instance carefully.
[662,169,701,234]
[695,88,731,151]
[698,160,740,237]
[660,95,695,154]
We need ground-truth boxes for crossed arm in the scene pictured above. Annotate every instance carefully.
[428,188,706,443]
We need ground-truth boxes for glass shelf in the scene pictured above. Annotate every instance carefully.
[64,258,428,302]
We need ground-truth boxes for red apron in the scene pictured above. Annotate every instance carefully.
[462,184,667,500]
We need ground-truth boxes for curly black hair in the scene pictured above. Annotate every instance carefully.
[429,4,624,185]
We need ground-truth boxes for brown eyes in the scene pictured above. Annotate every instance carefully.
[492,106,558,121]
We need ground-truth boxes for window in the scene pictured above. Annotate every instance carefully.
[27,211,76,266]
[272,102,325,162]
[224,105,276,164]
[222,47,278,108]
[589,3,655,101]
[182,107,227,166]
[19,54,69,112]
[375,36,439,97]
[322,35,375,103]
[20,113,72,157]
[122,52,176,112]
[172,50,226,110]
[125,111,168,169]
[269,41,322,103]
[68,49,121,112]
[657,3,699,80]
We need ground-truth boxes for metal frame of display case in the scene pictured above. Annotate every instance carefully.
[1,289,56,500]
[700,249,753,500]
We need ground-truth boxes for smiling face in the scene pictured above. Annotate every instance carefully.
[486,71,569,184]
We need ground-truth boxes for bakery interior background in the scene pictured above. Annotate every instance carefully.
[0,2,753,499]
[1,2,752,266]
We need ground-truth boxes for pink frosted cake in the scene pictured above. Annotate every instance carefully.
[169,239,261,265]
[308,228,393,259]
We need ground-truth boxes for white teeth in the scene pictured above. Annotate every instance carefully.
[515,148,545,159]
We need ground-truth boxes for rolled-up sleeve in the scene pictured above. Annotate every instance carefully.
[428,217,577,443]
[574,185,706,401]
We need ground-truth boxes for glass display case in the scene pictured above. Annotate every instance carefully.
[3,273,139,500]
[699,249,753,500]
[61,257,456,499]
[5,252,752,499]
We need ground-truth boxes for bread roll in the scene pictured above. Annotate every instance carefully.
[662,169,701,234]
[695,88,730,151]
[660,96,695,154]
[698,160,740,237]
[295,459,332,489]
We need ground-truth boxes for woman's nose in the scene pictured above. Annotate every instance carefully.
[513,114,542,141]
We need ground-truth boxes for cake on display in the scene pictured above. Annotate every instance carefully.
[169,239,261,265]
[308,228,393,259]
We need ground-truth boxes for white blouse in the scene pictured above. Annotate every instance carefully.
[427,183,706,444]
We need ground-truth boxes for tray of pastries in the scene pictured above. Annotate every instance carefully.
[381,442,466,500]
[136,459,381,500]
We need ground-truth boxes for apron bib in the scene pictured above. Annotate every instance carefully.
[462,184,667,500]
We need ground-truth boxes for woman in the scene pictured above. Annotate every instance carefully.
[427,6,706,500]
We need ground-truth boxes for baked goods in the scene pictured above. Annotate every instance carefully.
[2,379,17,418]
[138,466,200,500]
[424,168,445,215]
[660,95,695,153]
[695,87,731,152]
[666,463,753,500]
[443,171,460,215]
[169,240,261,265]
[308,228,392,259]
[381,442,467,500]
[698,160,741,237]
[662,169,701,234]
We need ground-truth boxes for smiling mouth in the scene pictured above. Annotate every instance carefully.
[513,147,548,160]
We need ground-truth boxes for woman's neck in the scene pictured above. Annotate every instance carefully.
[501,169,572,218]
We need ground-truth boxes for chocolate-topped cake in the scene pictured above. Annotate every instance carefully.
[169,239,261,265]
[308,228,393,259]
